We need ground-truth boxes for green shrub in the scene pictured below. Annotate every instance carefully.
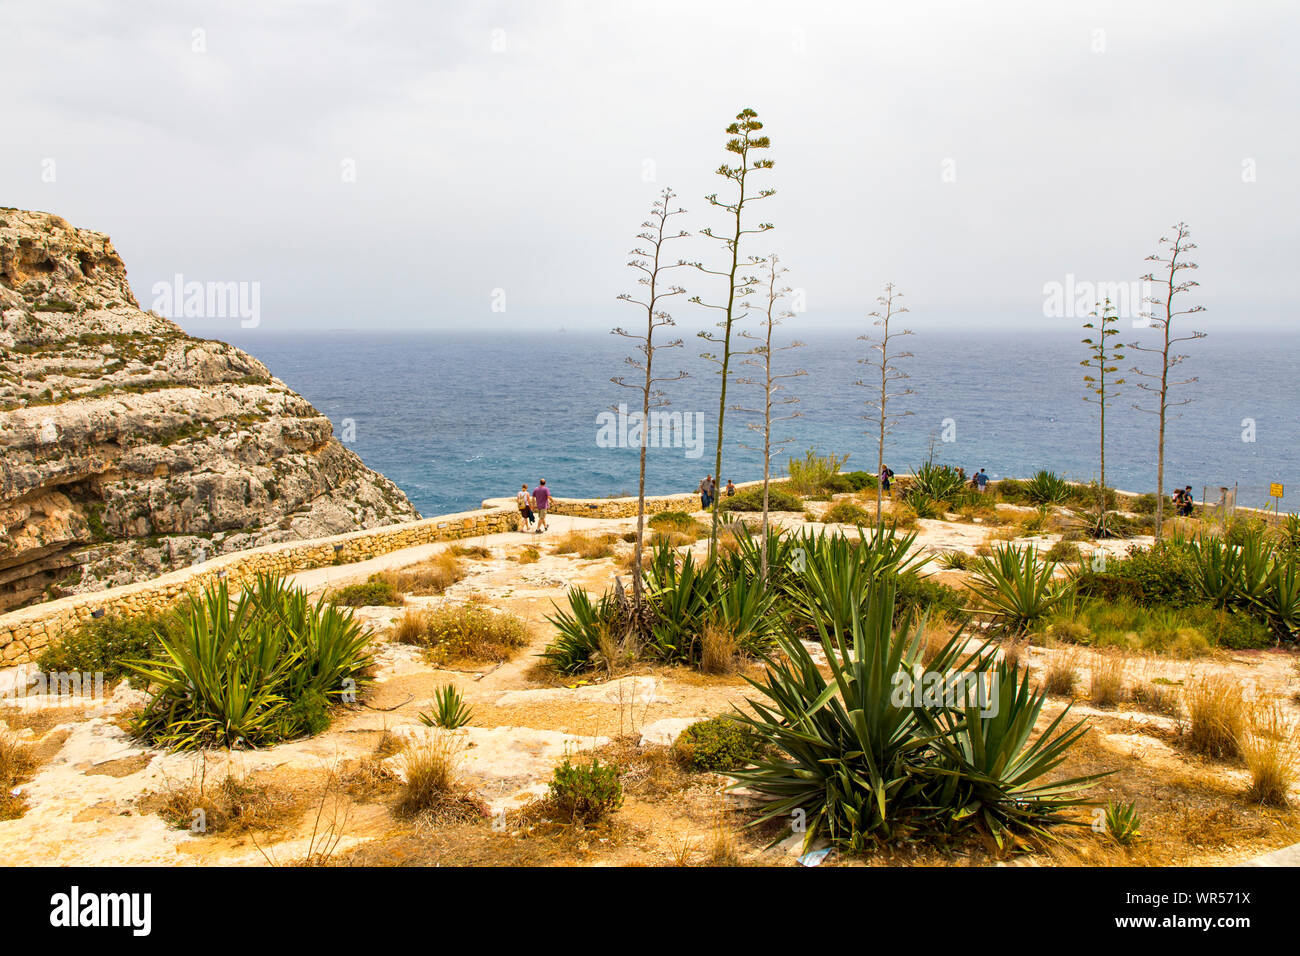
[548,755,623,824]
[894,571,967,625]
[717,485,802,513]
[730,579,1100,854]
[822,500,873,526]
[968,543,1067,633]
[1025,470,1071,506]
[403,603,529,664]
[128,575,374,751]
[787,448,850,497]
[37,609,178,686]
[1074,542,1200,608]
[841,471,877,492]
[328,575,402,607]
[995,478,1028,503]
[672,716,766,772]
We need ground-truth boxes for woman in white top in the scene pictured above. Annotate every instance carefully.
[516,483,535,531]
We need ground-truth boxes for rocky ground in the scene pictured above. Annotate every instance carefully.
[0,209,419,611]
[1,504,1297,867]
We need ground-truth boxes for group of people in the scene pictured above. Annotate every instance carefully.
[515,479,551,533]
[1173,485,1196,516]
[696,475,736,509]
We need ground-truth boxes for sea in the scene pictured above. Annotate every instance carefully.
[215,327,1299,519]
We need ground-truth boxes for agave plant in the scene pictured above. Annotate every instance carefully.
[127,575,373,751]
[1103,799,1142,846]
[419,683,474,729]
[1187,536,1246,609]
[541,587,619,674]
[1254,557,1300,639]
[1025,470,1071,506]
[967,543,1068,633]
[730,579,1099,854]
[910,461,968,503]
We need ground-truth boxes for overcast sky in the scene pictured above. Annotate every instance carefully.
[3,0,1296,336]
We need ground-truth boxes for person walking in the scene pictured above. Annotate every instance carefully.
[516,483,534,532]
[698,475,713,510]
[532,478,551,533]
[975,468,989,494]
[725,479,736,497]
[880,465,894,494]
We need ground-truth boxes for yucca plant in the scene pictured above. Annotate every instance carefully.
[419,683,474,729]
[1187,536,1246,609]
[541,587,619,674]
[643,550,721,662]
[910,461,968,503]
[1103,799,1142,845]
[127,575,373,751]
[967,543,1067,633]
[730,579,1097,854]
[1255,557,1300,639]
[1025,470,1071,506]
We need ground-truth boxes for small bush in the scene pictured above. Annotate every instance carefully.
[672,717,766,772]
[648,511,703,536]
[548,755,623,824]
[395,603,528,664]
[822,500,873,526]
[1044,540,1082,564]
[1184,675,1248,759]
[937,550,971,571]
[37,609,177,686]
[717,485,802,513]
[887,502,918,530]
[379,552,464,594]
[517,546,540,564]
[894,572,966,626]
[787,448,851,497]
[449,544,492,559]
[841,471,877,491]
[329,575,402,607]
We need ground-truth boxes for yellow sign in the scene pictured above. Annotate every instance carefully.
[1270,483,1284,498]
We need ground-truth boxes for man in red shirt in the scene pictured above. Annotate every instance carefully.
[531,479,551,533]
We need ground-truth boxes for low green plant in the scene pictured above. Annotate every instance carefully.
[1025,470,1071,506]
[328,575,402,607]
[1103,800,1141,845]
[910,461,967,503]
[968,543,1067,633]
[672,716,766,772]
[419,684,474,729]
[937,550,971,571]
[730,580,1100,854]
[37,609,179,686]
[541,588,620,674]
[787,448,851,497]
[127,575,374,751]
[717,485,802,513]
[548,754,623,824]
[822,500,873,526]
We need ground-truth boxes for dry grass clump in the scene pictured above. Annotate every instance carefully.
[396,732,487,823]
[699,621,740,675]
[553,531,618,560]
[1183,674,1248,759]
[378,552,465,595]
[392,602,529,664]
[449,544,492,559]
[0,730,36,820]
[516,546,540,564]
[1129,664,1182,717]
[150,763,302,835]
[1088,651,1127,709]
[1042,647,1081,697]
[1242,703,1299,807]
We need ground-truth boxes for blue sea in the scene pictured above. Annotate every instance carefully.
[217,328,1299,518]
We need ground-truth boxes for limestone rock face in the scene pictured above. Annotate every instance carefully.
[0,208,420,610]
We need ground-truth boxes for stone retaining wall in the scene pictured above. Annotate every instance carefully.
[0,482,783,665]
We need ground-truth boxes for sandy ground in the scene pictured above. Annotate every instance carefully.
[1,502,1297,866]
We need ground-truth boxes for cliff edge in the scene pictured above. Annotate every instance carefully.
[0,208,420,610]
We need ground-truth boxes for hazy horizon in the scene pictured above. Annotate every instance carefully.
[4,0,1297,336]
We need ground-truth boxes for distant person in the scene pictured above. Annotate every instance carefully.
[698,476,710,510]
[975,469,989,493]
[725,479,736,497]
[1179,486,1195,517]
[532,479,551,533]
[516,483,534,532]
[880,465,893,493]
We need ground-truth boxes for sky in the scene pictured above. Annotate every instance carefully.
[3,0,1297,337]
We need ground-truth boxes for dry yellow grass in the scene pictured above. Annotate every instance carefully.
[396,732,487,823]
[553,531,618,560]
[1042,647,1081,697]
[1242,703,1298,806]
[378,552,465,595]
[699,621,739,675]
[148,763,305,835]
[0,730,36,820]
[391,603,529,664]
[1089,651,1127,709]
[1184,674,1248,759]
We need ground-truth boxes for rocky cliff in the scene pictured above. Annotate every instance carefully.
[0,208,420,611]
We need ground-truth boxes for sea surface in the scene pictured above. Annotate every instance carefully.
[217,328,1299,519]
